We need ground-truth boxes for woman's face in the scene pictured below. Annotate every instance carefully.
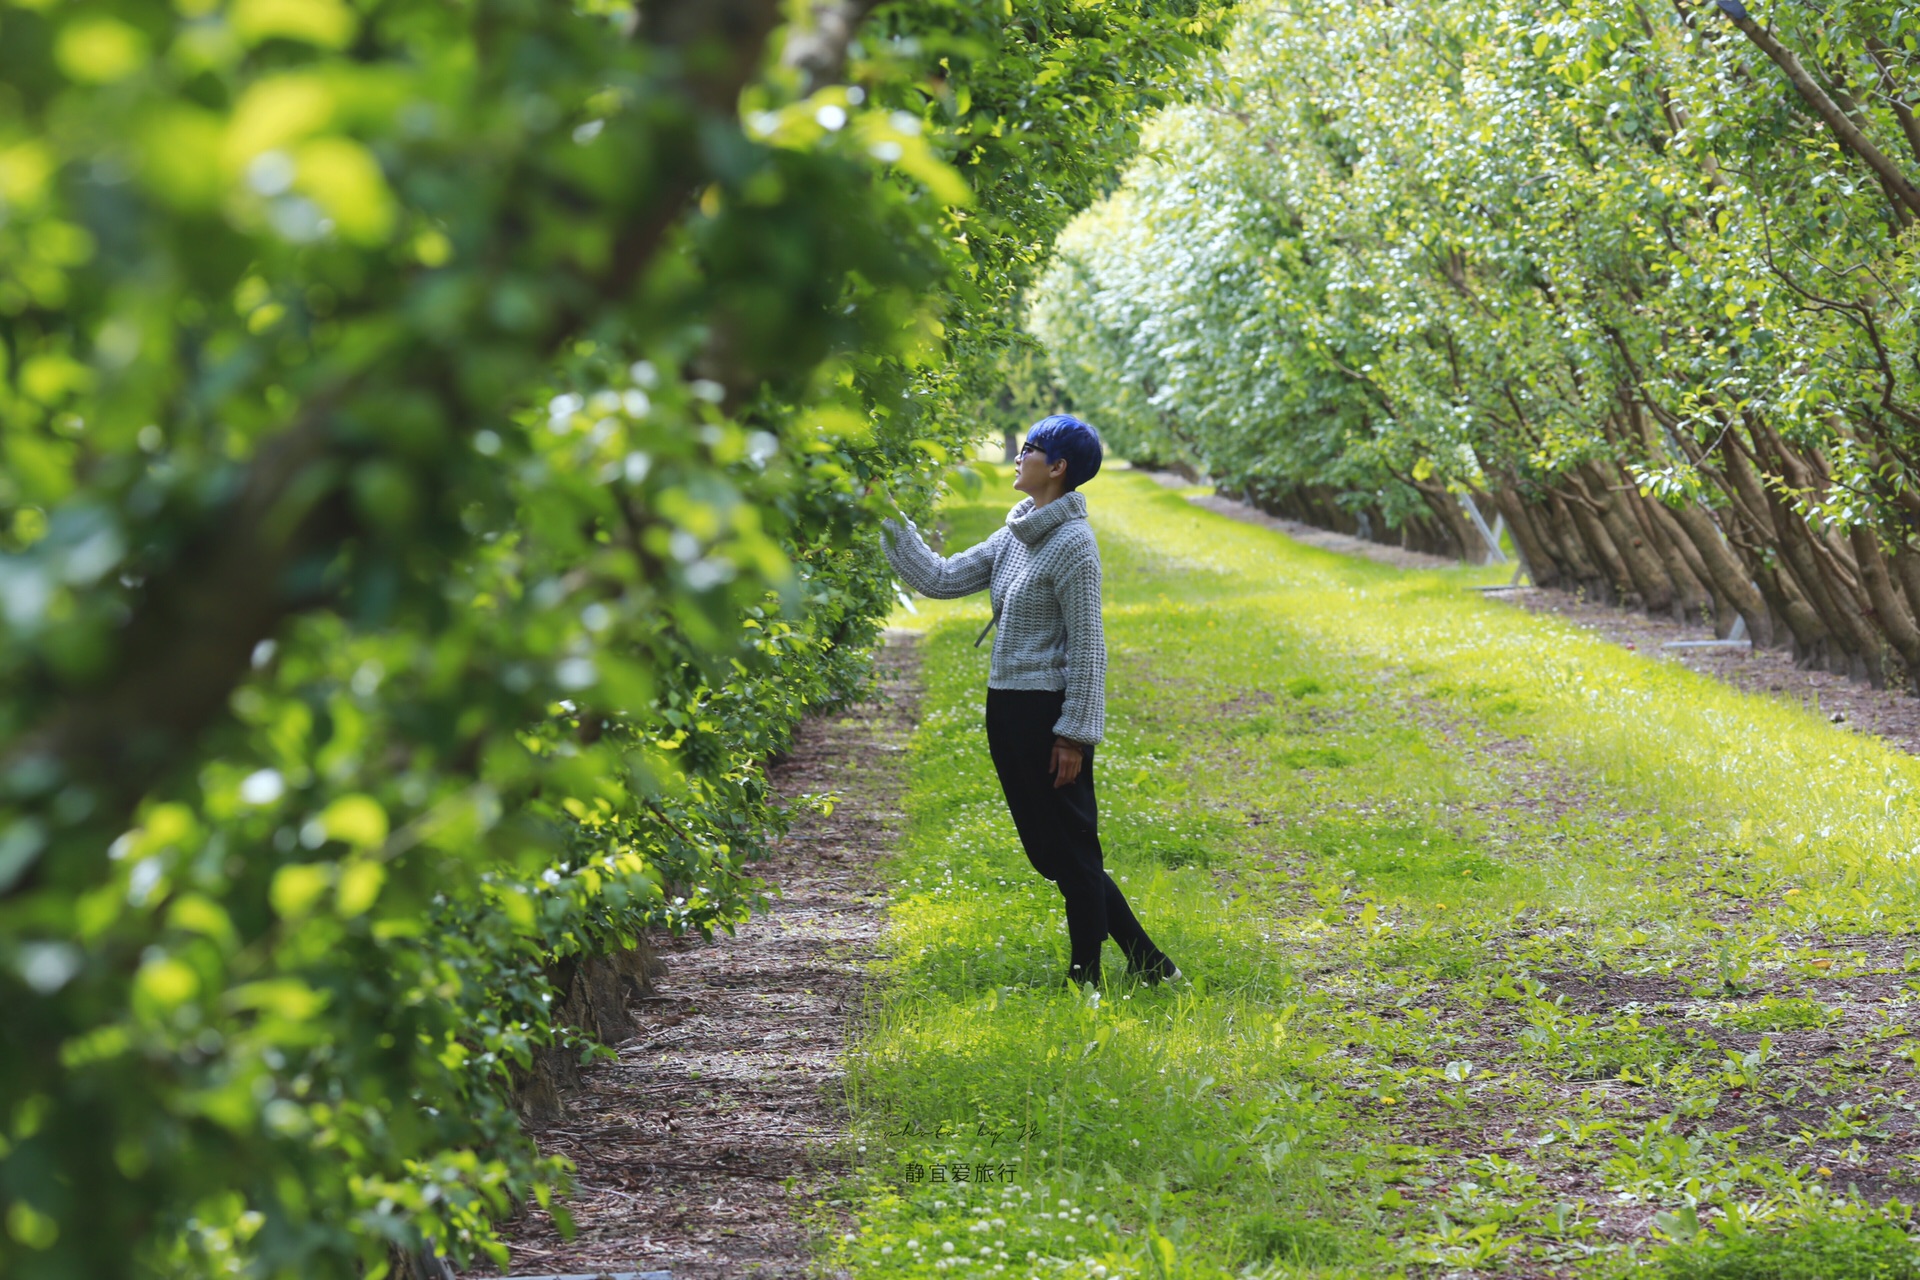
[1013,439,1066,495]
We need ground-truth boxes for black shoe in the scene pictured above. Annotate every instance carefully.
[1065,964,1100,988]
[1127,955,1180,986]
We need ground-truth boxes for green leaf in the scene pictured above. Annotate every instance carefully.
[269,864,333,920]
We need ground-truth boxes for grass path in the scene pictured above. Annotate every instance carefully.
[820,469,1920,1280]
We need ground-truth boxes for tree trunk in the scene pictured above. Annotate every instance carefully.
[1849,525,1920,679]
[1769,493,1881,680]
[1662,498,1775,646]
[1624,481,1714,623]
[1717,434,1835,663]
[1403,512,1457,557]
[1889,543,1920,683]
[1568,465,1673,610]
[1558,491,1631,604]
[1541,490,1609,599]
[1757,557,1830,663]
[1490,487,1562,588]
[1412,481,1476,560]
[1742,425,1886,681]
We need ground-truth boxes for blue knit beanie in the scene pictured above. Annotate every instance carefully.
[1027,414,1103,490]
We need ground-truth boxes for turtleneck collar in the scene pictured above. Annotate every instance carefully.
[1006,490,1087,546]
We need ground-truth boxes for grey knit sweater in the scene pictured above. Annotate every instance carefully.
[881,492,1107,746]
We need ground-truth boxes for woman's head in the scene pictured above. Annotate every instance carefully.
[1019,414,1103,492]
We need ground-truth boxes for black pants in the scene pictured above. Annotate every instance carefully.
[985,688,1170,983]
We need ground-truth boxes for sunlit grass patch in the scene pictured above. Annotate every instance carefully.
[1101,807,1237,870]
[855,988,1321,1185]
[1302,816,1511,893]
[1424,677,1541,721]
[841,470,1920,1277]
[839,975,1376,1275]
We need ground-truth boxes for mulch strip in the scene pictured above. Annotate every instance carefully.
[468,635,921,1279]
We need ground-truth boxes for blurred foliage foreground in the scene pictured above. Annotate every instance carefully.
[0,0,1224,1275]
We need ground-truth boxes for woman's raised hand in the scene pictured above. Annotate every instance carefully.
[859,480,909,520]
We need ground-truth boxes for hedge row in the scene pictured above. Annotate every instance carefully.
[0,1,1223,1276]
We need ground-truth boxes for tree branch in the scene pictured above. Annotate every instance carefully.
[781,0,884,89]
[1711,0,1920,219]
[1865,37,1920,170]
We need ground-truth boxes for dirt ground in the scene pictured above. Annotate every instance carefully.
[467,635,921,1279]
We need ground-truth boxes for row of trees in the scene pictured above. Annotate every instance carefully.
[0,1,1222,1276]
[1033,0,1920,685]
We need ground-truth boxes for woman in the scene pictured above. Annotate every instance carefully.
[880,415,1180,990]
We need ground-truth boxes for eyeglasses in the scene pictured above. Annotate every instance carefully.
[1018,441,1041,457]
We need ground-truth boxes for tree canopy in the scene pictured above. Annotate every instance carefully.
[1034,0,1920,684]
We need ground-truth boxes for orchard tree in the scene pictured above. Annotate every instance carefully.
[1033,0,1920,684]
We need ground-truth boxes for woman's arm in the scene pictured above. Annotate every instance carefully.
[1051,551,1106,748]
[880,518,999,600]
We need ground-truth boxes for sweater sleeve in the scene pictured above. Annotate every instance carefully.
[880,517,998,600]
[1051,543,1107,747]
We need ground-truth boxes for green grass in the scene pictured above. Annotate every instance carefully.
[1649,1212,1920,1280]
[820,467,1920,1278]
